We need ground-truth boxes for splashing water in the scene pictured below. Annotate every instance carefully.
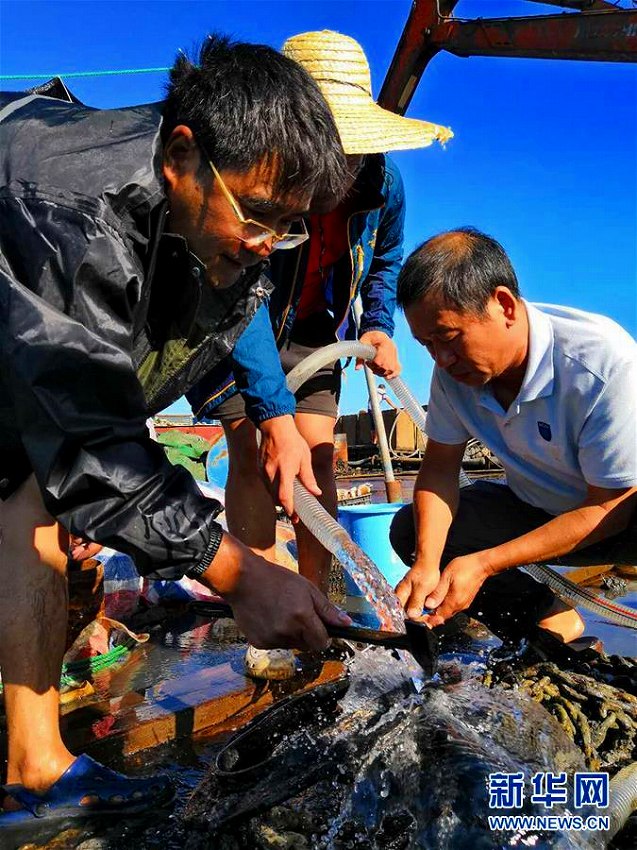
[321,675,590,850]
[286,343,407,632]
[186,650,596,849]
[294,481,405,631]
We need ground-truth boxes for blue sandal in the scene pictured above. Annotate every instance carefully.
[0,754,174,827]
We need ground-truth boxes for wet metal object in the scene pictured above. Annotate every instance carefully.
[326,619,440,677]
[192,602,440,677]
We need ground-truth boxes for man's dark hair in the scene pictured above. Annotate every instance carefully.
[162,34,347,201]
[397,227,521,314]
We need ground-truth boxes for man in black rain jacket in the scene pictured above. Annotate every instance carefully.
[0,35,351,819]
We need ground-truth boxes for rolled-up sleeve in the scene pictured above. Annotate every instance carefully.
[231,302,296,424]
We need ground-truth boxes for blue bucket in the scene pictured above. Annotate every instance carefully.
[205,435,229,489]
[337,502,408,589]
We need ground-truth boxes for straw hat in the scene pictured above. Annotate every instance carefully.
[283,30,453,155]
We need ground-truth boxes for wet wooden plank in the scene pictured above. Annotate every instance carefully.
[59,652,347,760]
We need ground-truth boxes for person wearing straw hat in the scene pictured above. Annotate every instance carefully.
[189,30,452,680]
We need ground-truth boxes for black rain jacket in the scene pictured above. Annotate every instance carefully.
[0,89,271,579]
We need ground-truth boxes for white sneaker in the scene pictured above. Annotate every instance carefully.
[244,645,297,680]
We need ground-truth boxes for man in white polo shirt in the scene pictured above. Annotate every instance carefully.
[389,227,637,643]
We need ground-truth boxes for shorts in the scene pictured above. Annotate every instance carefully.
[215,313,341,422]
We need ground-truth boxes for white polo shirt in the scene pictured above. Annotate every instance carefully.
[425,302,637,515]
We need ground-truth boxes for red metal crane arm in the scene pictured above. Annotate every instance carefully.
[379,1,637,115]
[379,1,458,113]
[430,10,637,63]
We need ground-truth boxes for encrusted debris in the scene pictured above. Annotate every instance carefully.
[483,654,637,772]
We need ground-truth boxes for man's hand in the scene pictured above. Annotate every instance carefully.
[258,414,321,520]
[357,331,401,379]
[420,554,491,627]
[200,533,352,650]
[395,563,441,619]
[69,535,103,562]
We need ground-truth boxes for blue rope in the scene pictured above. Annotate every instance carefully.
[0,67,170,81]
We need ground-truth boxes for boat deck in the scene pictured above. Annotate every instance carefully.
[57,613,348,764]
[0,585,634,849]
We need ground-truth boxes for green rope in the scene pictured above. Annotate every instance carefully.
[0,643,133,694]
[63,644,130,676]
[0,67,170,81]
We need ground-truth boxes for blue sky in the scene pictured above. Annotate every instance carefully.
[1,1,635,415]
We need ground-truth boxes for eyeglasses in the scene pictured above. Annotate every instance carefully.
[205,155,309,251]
